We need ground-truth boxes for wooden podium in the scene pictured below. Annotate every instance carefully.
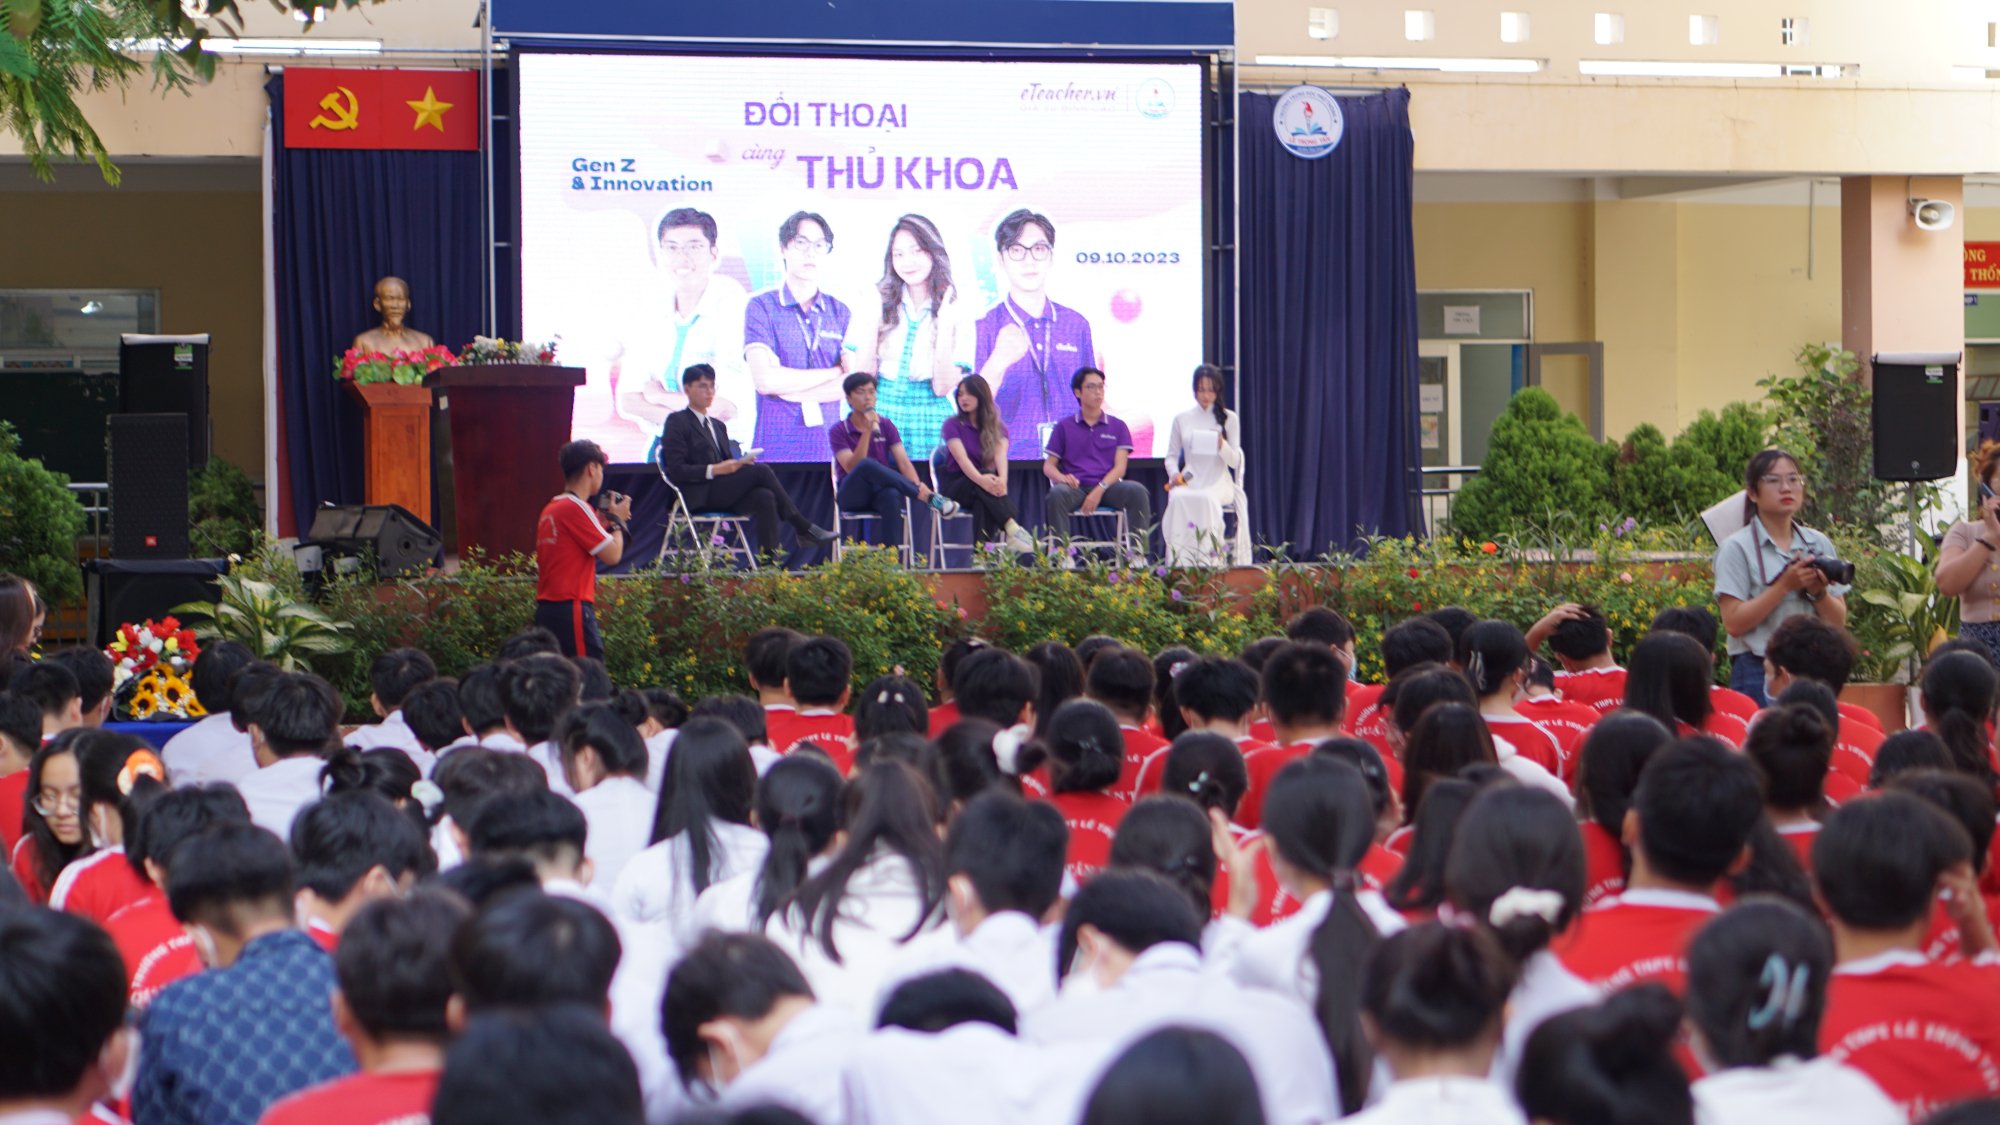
[345,382,433,523]
[434,364,586,559]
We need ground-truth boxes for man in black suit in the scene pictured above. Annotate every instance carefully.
[660,363,834,565]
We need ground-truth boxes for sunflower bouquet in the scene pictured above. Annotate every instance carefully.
[105,618,204,721]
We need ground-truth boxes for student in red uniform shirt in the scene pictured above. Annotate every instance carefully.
[289,793,433,951]
[1558,738,1763,995]
[50,732,167,924]
[926,637,989,737]
[259,890,468,1125]
[1153,732,1272,923]
[105,785,252,1008]
[1036,699,1131,881]
[1653,605,1763,726]
[1084,647,1166,802]
[1743,704,1835,873]
[1765,614,1885,742]
[1313,738,1407,895]
[1627,632,1750,747]
[14,730,88,904]
[765,636,858,770]
[532,440,631,660]
[1238,643,1361,830]
[853,675,930,750]
[1396,704,1497,852]
[743,625,804,728]
[1461,620,1568,777]
[1344,617,1454,749]
[1136,657,1271,796]
[0,908,135,1125]
[1516,660,1600,778]
[1918,650,2000,791]
[1815,792,2000,1118]
[0,692,38,854]
[1530,603,1629,713]
[1893,770,2000,963]
[1381,776,1482,923]
[1573,712,1674,907]
[953,647,1041,735]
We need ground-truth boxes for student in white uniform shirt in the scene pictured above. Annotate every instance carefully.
[626,686,688,792]
[664,931,863,1125]
[1347,923,1527,1125]
[876,791,1066,1019]
[400,678,478,774]
[1028,870,1341,1125]
[612,717,766,957]
[765,761,949,1016]
[425,746,550,874]
[453,663,514,750]
[1685,899,1901,1125]
[231,670,344,840]
[556,703,659,896]
[693,754,845,936]
[499,654,582,795]
[160,639,258,787]
[342,647,437,770]
[687,694,787,777]
[1104,793,1258,958]
[1440,785,1598,1092]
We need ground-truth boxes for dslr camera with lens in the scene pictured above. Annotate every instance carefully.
[1800,553,1854,586]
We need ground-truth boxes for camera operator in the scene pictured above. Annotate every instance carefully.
[1714,448,1849,705]
[534,439,632,660]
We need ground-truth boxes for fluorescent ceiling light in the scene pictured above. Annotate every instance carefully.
[122,36,383,55]
[1255,54,1543,73]
[1579,59,1843,78]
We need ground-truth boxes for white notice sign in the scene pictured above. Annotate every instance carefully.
[1443,306,1481,335]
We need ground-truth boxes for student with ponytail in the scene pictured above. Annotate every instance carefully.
[556,702,656,894]
[1918,649,2000,792]
[1627,631,1751,747]
[1107,795,1263,956]
[1459,620,1566,777]
[1349,923,1522,1125]
[854,674,932,743]
[693,754,845,935]
[1381,777,1481,923]
[1572,711,1673,906]
[1516,984,1694,1125]
[1395,704,1497,841]
[1040,698,1132,881]
[1686,899,1900,1124]
[1742,704,1836,871]
[48,730,167,923]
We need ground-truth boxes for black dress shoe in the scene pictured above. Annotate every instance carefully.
[800,524,836,545]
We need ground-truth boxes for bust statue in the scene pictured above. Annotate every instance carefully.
[351,276,436,353]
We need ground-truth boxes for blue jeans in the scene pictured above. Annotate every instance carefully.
[836,459,921,547]
[1729,654,1767,707]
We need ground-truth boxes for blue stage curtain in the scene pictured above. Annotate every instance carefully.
[268,76,487,530]
[1237,88,1421,556]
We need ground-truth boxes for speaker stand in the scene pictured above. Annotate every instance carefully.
[1906,481,1920,559]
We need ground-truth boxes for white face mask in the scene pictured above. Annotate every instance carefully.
[108,1028,140,1101]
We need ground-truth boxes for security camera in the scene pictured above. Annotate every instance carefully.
[1910,198,1956,232]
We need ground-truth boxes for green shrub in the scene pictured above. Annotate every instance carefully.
[1674,402,1769,495]
[1758,344,1904,541]
[980,552,1277,658]
[1449,389,1614,539]
[189,459,260,558]
[0,421,86,608]
[1610,422,1734,524]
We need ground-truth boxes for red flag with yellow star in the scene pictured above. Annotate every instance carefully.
[283,68,479,151]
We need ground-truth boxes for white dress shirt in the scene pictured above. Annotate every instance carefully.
[612,821,768,958]
[643,728,676,792]
[527,739,573,796]
[722,1003,862,1125]
[766,846,946,1018]
[1217,888,1407,1006]
[1692,1055,1902,1125]
[1025,942,1340,1125]
[342,709,434,774]
[1490,735,1575,807]
[841,1022,1098,1125]
[160,712,256,787]
[234,754,328,839]
[1492,949,1596,1090]
[542,877,686,1125]
[573,775,658,895]
[874,910,1059,1021]
[1346,1075,1527,1125]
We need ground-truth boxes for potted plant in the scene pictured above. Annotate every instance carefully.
[1846,541,1959,731]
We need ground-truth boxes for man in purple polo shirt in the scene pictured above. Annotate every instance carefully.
[830,372,960,550]
[745,210,852,461]
[1044,366,1151,559]
[974,208,1097,460]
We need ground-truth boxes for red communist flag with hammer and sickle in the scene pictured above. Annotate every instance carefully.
[283,68,478,151]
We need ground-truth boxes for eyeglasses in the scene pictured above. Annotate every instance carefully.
[1759,474,1805,489]
[1004,243,1054,262]
[33,789,80,817]
[659,241,712,258]
[787,237,831,255]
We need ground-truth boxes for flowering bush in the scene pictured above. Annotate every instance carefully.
[105,618,204,720]
[333,345,457,386]
[456,336,559,366]
[979,543,1278,657]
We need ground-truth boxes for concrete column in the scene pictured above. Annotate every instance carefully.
[1591,199,1680,440]
[1840,175,1964,373]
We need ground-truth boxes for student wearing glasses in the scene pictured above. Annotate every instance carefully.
[975,208,1099,459]
[744,210,854,462]
[1713,448,1848,705]
[620,207,751,465]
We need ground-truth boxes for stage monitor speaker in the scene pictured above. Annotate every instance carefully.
[305,503,442,577]
[119,334,210,469]
[85,559,227,649]
[1872,352,1962,483]
[109,413,190,559]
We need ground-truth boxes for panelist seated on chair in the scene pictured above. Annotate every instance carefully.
[1043,366,1150,557]
[938,373,1036,556]
[659,363,835,560]
[830,372,959,549]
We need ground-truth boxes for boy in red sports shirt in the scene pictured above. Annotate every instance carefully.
[1343,617,1454,755]
[1815,792,2000,1120]
[259,891,467,1125]
[1239,643,1385,830]
[0,692,41,855]
[1083,647,1168,803]
[743,626,803,731]
[1557,738,1762,996]
[764,636,858,773]
[926,638,989,737]
[1137,656,1272,796]
[1531,603,1630,714]
[103,786,252,1009]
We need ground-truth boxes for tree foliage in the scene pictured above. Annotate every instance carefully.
[0,420,86,607]
[1758,344,1901,538]
[1610,422,1735,523]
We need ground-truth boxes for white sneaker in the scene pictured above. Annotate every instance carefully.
[929,492,962,517]
[1005,523,1036,554]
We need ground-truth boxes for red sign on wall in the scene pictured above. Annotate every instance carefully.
[1969,242,2000,289]
[283,68,478,151]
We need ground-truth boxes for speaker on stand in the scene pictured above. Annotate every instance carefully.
[108,413,191,560]
[1871,351,1963,556]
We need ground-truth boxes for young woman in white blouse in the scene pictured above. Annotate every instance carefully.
[765,761,948,1015]
[1161,364,1249,567]
[611,717,765,957]
[1348,923,1527,1125]
[558,703,659,896]
[1685,899,1901,1125]
[691,754,845,936]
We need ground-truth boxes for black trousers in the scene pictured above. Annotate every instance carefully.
[534,599,604,660]
[683,464,810,556]
[940,474,1018,543]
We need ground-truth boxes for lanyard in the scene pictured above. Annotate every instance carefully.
[1752,523,1802,588]
[664,316,698,390]
[789,289,835,366]
[1004,298,1054,380]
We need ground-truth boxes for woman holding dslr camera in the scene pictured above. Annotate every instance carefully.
[1714,448,1849,704]
[1935,440,2000,666]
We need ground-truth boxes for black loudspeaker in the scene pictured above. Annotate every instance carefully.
[305,504,442,577]
[109,414,191,559]
[85,559,227,649]
[119,334,210,469]
[1872,353,1961,482]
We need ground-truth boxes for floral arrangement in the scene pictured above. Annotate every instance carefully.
[105,618,205,721]
[333,345,458,386]
[456,335,559,366]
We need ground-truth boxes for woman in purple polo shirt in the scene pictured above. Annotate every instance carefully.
[938,375,1035,555]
